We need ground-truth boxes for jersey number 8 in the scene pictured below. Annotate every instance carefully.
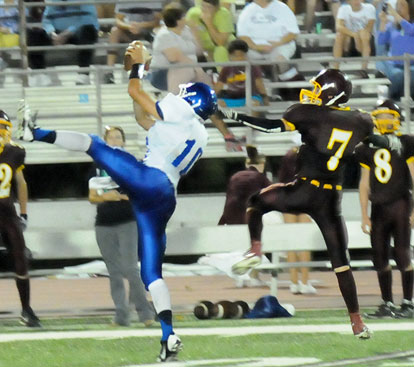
[373,149,392,184]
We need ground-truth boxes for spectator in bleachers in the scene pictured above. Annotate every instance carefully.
[103,1,163,84]
[0,0,19,83]
[186,0,235,64]
[236,0,300,83]
[149,3,211,94]
[24,0,45,23]
[304,0,344,33]
[88,126,155,327]
[26,0,99,86]
[211,39,268,151]
[376,3,414,100]
[332,0,376,77]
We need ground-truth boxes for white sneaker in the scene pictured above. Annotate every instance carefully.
[299,281,317,295]
[75,73,90,85]
[15,100,36,142]
[157,334,182,362]
[290,283,300,294]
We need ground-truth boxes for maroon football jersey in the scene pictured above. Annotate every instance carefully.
[283,103,373,184]
[0,142,25,216]
[355,134,414,204]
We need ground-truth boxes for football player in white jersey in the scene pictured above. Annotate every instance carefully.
[16,41,217,362]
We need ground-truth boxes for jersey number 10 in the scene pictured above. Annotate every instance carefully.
[172,139,203,176]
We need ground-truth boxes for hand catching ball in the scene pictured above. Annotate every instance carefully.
[124,41,151,71]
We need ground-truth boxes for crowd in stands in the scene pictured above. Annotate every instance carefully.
[0,0,413,101]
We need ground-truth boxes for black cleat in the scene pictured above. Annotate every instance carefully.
[394,301,414,319]
[20,308,41,328]
[365,301,396,319]
[157,334,182,362]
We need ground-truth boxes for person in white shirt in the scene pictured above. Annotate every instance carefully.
[236,0,300,79]
[333,0,376,75]
[16,41,218,363]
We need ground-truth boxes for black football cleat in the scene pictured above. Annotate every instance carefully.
[365,301,396,319]
[20,307,41,328]
[157,334,182,362]
[394,300,414,319]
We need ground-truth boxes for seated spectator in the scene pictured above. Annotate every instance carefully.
[103,1,163,84]
[304,0,344,33]
[332,0,376,77]
[0,0,19,81]
[26,0,99,86]
[211,39,268,151]
[186,0,235,64]
[149,3,211,94]
[236,0,300,82]
[376,4,414,100]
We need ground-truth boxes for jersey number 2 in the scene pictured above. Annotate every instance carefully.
[326,128,353,171]
[172,139,203,175]
[0,163,13,198]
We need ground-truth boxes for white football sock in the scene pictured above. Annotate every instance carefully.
[54,131,91,152]
[148,278,171,313]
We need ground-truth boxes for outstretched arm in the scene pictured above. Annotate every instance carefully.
[219,109,293,133]
[126,42,161,125]
[363,133,402,154]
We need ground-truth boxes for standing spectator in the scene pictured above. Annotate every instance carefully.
[26,0,99,86]
[186,0,235,64]
[149,3,211,94]
[88,126,155,327]
[278,144,316,295]
[332,0,376,76]
[103,1,163,84]
[376,3,414,100]
[356,99,414,319]
[236,0,300,82]
[0,110,40,327]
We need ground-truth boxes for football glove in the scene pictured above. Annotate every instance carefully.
[224,133,244,152]
[20,214,28,232]
[219,108,239,121]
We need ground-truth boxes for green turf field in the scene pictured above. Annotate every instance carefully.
[0,310,413,367]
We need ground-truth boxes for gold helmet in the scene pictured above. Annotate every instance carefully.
[371,99,401,134]
[0,110,12,145]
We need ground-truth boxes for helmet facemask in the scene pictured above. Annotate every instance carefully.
[371,109,401,134]
[300,79,322,105]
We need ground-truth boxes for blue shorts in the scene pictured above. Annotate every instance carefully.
[220,95,263,108]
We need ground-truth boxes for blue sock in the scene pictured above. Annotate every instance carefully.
[33,128,56,143]
[158,310,173,341]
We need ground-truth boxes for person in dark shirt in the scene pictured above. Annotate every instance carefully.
[0,110,40,327]
[219,145,271,225]
[278,144,316,295]
[221,68,402,339]
[356,99,414,319]
[88,126,155,327]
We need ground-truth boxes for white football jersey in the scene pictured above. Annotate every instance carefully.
[144,93,208,189]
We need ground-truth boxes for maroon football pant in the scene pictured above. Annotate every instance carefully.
[371,197,413,301]
[247,180,359,313]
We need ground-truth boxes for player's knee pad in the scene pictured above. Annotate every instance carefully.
[141,269,161,290]
[376,263,392,273]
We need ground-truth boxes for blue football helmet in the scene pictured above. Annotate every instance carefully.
[178,82,218,120]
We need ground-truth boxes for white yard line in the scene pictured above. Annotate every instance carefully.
[0,322,414,343]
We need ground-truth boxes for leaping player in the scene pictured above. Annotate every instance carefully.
[16,41,217,362]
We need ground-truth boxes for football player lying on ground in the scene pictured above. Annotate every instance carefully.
[16,41,218,362]
[220,68,402,339]
[356,99,414,319]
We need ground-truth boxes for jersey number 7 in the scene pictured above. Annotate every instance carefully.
[326,128,353,171]
[172,139,203,176]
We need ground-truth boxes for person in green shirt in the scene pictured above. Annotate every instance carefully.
[186,0,235,63]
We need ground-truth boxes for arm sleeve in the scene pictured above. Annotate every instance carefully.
[354,144,370,169]
[401,20,414,36]
[377,24,391,45]
[232,113,286,133]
